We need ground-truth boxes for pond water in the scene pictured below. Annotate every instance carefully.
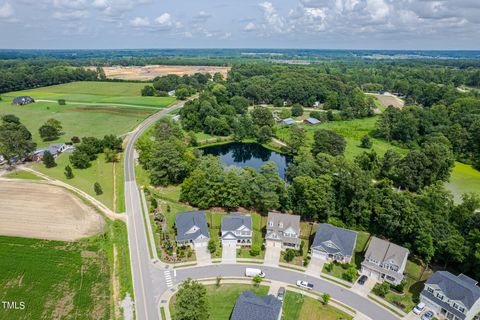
[200,142,292,180]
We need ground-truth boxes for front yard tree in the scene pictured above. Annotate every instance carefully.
[207,239,216,254]
[252,275,262,287]
[0,119,36,165]
[321,293,331,305]
[94,182,103,195]
[175,279,209,320]
[375,282,390,297]
[64,165,74,179]
[69,150,91,168]
[43,151,56,168]
[283,249,296,262]
[249,244,260,256]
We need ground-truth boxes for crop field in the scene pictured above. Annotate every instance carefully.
[0,180,104,241]
[0,235,111,320]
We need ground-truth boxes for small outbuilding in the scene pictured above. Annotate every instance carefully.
[12,96,35,106]
[303,117,321,125]
[278,118,296,126]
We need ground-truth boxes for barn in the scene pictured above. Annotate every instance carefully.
[12,96,35,106]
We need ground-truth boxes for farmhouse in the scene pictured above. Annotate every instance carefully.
[221,212,252,247]
[303,117,321,125]
[31,143,70,161]
[12,96,35,105]
[265,212,301,249]
[361,237,409,285]
[310,224,357,263]
[175,211,210,247]
[420,271,480,320]
[230,291,282,320]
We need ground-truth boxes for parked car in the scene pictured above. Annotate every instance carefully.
[413,302,426,314]
[358,275,368,285]
[296,280,314,290]
[421,311,434,320]
[277,287,285,301]
[245,268,265,278]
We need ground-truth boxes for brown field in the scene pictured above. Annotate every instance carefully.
[89,65,230,80]
[371,93,405,109]
[0,180,104,241]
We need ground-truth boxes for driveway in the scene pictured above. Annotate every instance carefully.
[195,244,212,266]
[351,277,376,297]
[306,257,325,277]
[264,245,282,266]
[222,242,236,263]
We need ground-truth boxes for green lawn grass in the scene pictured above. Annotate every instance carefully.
[33,153,116,210]
[0,235,111,320]
[445,162,480,202]
[282,291,353,320]
[3,169,44,180]
[169,284,269,320]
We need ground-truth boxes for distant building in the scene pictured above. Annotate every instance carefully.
[230,291,282,320]
[12,96,35,106]
[420,271,480,320]
[313,101,320,107]
[310,224,357,264]
[303,117,320,125]
[168,90,176,97]
[172,115,181,122]
[278,118,296,126]
[31,143,69,161]
[175,211,210,248]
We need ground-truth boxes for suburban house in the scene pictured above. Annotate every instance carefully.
[230,291,282,320]
[278,118,296,126]
[361,237,409,285]
[310,224,357,263]
[175,211,210,247]
[303,117,321,125]
[221,213,252,247]
[265,212,301,249]
[12,96,35,105]
[31,143,71,161]
[420,271,480,320]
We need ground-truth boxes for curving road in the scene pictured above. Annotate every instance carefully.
[123,99,400,320]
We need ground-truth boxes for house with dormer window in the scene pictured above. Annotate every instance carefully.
[221,213,252,247]
[310,224,357,263]
[360,237,409,285]
[175,211,210,247]
[421,271,480,320]
[265,212,300,249]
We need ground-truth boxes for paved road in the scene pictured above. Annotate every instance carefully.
[123,100,188,320]
[175,264,399,320]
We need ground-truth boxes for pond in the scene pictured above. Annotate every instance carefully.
[200,142,292,180]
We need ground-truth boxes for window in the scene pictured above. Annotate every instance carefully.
[427,287,434,294]
[268,221,273,227]
[436,293,444,301]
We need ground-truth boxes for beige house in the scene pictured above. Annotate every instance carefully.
[265,212,301,249]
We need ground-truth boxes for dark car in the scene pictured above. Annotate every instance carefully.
[358,275,368,285]
[277,287,285,301]
[421,311,434,320]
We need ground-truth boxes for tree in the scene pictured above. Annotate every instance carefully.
[141,85,156,96]
[257,125,273,144]
[149,139,193,186]
[104,148,117,163]
[64,165,74,179]
[207,239,216,254]
[176,87,191,100]
[251,106,274,127]
[312,129,346,156]
[175,279,209,320]
[42,150,56,168]
[58,99,66,105]
[69,150,91,169]
[252,275,262,287]
[285,125,306,155]
[291,103,304,117]
[342,265,358,282]
[283,249,296,262]
[360,135,373,148]
[71,136,80,144]
[94,182,103,195]
[374,282,391,297]
[249,244,260,256]
[1,114,20,124]
[230,96,249,114]
[215,276,222,288]
[39,124,59,141]
[321,293,331,306]
[0,120,36,164]
[46,119,62,132]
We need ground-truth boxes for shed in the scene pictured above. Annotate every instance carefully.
[304,117,320,125]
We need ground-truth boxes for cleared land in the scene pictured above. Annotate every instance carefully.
[0,180,104,241]
[90,65,230,81]
[367,93,405,109]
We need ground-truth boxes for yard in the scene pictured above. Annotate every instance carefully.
[169,284,269,320]
[236,212,266,259]
[282,291,353,320]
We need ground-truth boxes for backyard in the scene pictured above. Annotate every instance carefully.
[282,291,353,320]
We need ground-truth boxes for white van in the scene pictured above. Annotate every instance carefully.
[245,268,265,278]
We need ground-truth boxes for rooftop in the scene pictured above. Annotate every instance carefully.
[230,291,282,320]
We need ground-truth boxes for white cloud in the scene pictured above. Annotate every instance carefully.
[92,0,108,9]
[244,22,257,31]
[129,16,150,27]
[193,10,211,22]
[259,2,289,33]
[53,10,89,20]
[0,2,14,18]
[53,0,87,9]
[365,0,390,21]
[155,13,172,26]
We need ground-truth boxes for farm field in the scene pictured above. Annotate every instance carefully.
[90,65,230,81]
[0,180,104,241]
[0,235,111,320]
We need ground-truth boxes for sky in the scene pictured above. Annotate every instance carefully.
[0,0,479,50]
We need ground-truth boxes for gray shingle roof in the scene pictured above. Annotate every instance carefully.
[311,224,357,257]
[364,237,409,267]
[266,212,300,245]
[175,211,209,242]
[221,212,251,233]
[230,291,281,320]
[33,143,65,157]
[425,271,480,309]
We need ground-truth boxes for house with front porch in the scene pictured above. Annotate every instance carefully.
[175,211,210,248]
[420,271,480,320]
[221,213,252,247]
[360,237,409,285]
[265,212,300,250]
[310,223,357,263]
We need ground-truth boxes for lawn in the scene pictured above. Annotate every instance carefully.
[3,169,44,180]
[282,291,353,320]
[33,153,116,210]
[169,284,269,320]
[0,235,111,320]
[445,162,480,202]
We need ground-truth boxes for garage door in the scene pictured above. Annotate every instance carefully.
[222,240,236,247]
[266,240,282,248]
[194,240,208,248]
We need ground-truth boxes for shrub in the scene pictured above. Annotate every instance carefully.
[342,265,358,282]
[208,239,216,254]
[64,165,74,179]
[324,263,334,272]
[374,282,391,297]
[94,182,103,195]
[321,293,331,305]
[360,135,373,148]
[58,99,66,105]
[283,249,296,262]
[249,244,260,256]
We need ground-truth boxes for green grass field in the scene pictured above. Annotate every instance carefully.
[0,235,111,320]
[445,162,480,201]
[169,284,269,320]
[282,291,353,320]
[3,169,44,180]
[33,153,116,210]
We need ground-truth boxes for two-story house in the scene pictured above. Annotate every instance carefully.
[421,271,480,320]
[310,224,357,263]
[221,213,252,247]
[265,212,300,250]
[360,237,409,285]
[175,211,210,248]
